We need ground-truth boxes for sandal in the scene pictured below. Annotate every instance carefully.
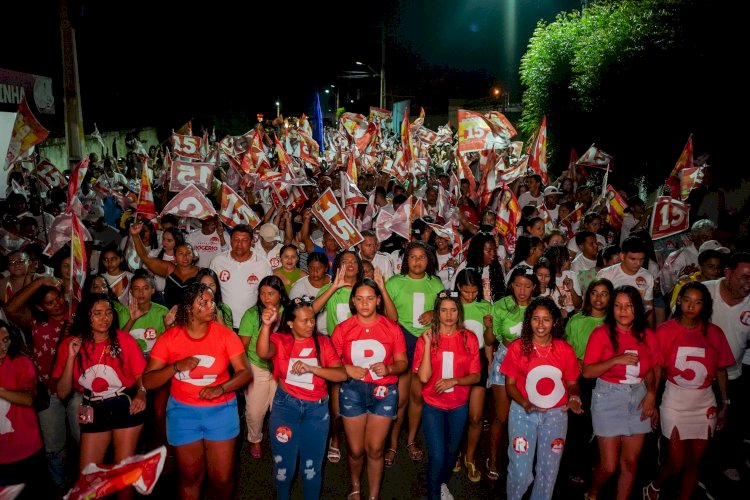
[642,482,659,500]
[453,453,462,472]
[384,448,397,468]
[327,440,341,463]
[347,491,361,500]
[250,443,262,460]
[485,458,499,481]
[406,442,424,462]
[465,460,481,483]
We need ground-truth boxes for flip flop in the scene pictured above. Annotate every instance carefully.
[485,458,499,481]
[327,441,341,463]
[406,442,423,462]
[384,448,397,468]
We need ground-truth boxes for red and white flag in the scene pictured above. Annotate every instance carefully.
[495,183,521,254]
[649,196,689,240]
[70,212,88,305]
[311,188,364,249]
[171,134,203,161]
[218,183,261,229]
[169,160,215,193]
[435,124,453,145]
[666,136,694,200]
[176,120,193,136]
[270,180,308,212]
[527,116,548,184]
[245,128,271,174]
[160,184,216,220]
[65,446,167,500]
[605,185,628,229]
[136,161,157,218]
[339,171,368,207]
[457,110,511,154]
[341,113,377,153]
[678,166,705,201]
[4,97,50,170]
[35,159,66,190]
[67,157,90,210]
[577,143,613,168]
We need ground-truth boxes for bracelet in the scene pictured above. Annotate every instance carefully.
[569,395,582,404]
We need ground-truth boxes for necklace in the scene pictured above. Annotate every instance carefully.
[533,341,553,358]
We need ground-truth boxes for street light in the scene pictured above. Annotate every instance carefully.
[355,60,385,108]
[275,100,280,117]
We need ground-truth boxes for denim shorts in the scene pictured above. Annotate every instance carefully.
[487,344,509,387]
[166,396,240,446]
[339,379,398,419]
[591,379,652,437]
[401,325,419,365]
[80,386,145,433]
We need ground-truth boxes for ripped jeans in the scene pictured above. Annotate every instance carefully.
[269,386,330,500]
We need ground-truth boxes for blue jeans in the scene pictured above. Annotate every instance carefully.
[37,392,82,486]
[422,402,468,500]
[507,402,568,500]
[269,387,330,500]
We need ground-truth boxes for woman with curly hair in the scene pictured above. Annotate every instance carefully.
[583,285,659,500]
[502,296,582,500]
[385,241,445,465]
[643,282,733,500]
[52,294,147,500]
[143,283,251,500]
[414,291,480,500]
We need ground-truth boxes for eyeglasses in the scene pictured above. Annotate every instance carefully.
[8,259,28,266]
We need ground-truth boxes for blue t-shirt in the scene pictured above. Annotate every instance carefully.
[313,244,335,275]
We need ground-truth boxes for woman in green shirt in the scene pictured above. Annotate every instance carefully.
[562,277,613,486]
[274,244,307,295]
[239,275,289,459]
[484,266,538,481]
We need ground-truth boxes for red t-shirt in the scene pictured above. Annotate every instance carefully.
[271,333,340,401]
[583,324,659,384]
[31,316,69,388]
[0,355,43,464]
[413,330,480,410]
[53,331,146,397]
[656,319,734,389]
[331,315,406,385]
[501,339,580,409]
[150,322,245,406]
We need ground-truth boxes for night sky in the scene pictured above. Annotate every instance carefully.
[1,0,579,136]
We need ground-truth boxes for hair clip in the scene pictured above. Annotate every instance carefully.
[525,268,534,275]
[438,290,460,299]
[293,296,313,305]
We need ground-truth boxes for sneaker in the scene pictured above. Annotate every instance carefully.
[440,483,454,500]
[723,468,741,481]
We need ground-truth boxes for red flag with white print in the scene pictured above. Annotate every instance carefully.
[299,114,313,137]
[477,149,497,212]
[275,136,297,178]
[270,180,308,212]
[435,124,453,145]
[527,116,548,184]
[93,183,135,210]
[576,143,613,169]
[4,97,49,170]
[70,212,88,304]
[341,113,377,153]
[169,160,215,193]
[678,166,705,201]
[35,159,66,190]
[311,188,364,249]
[296,129,321,165]
[136,160,157,217]
[339,171,367,207]
[457,110,511,154]
[499,156,528,184]
[649,196,689,240]
[246,128,271,174]
[485,111,518,138]
[400,113,413,165]
[171,134,204,161]
[218,183,261,229]
[160,184,216,219]
[509,141,524,160]
[494,183,520,245]
[605,185,628,229]
[67,157,90,211]
[369,106,392,127]
[374,202,411,242]
[666,136,694,200]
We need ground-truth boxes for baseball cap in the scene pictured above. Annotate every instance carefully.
[543,186,560,196]
[698,240,729,254]
[258,223,282,242]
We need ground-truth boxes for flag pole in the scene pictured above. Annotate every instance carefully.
[69,213,75,319]
[32,153,50,245]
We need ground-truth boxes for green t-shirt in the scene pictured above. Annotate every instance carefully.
[385,274,445,337]
[238,305,283,371]
[124,302,169,354]
[316,284,353,335]
[492,296,527,344]
[114,301,129,329]
[565,312,606,360]
[217,303,234,330]
[462,300,491,348]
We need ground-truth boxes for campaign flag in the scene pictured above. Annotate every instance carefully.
[346,148,358,185]
[498,156,527,184]
[65,446,166,500]
[169,160,214,193]
[457,110,511,154]
[176,120,193,136]
[270,180,308,212]
[340,113,376,153]
[35,159,66,189]
[456,153,477,200]
[218,183,261,229]
[171,133,203,161]
[374,203,411,242]
[577,143,613,168]
[43,213,93,258]
[605,185,628,229]
[495,183,520,252]
[678,166,705,201]
[4,97,50,170]
[400,112,413,164]
[67,157,90,210]
[136,160,157,217]
[477,149,497,212]
[650,196,690,240]
[339,171,368,207]
[246,128,271,174]
[509,141,524,160]
[527,116,548,184]
[312,94,324,153]
[311,188,364,249]
[369,107,392,129]
[93,183,134,210]
[435,124,453,145]
[296,129,321,166]
[485,111,518,138]
[91,123,107,153]
[275,136,297,179]
[666,136,694,200]
[70,213,87,304]
[160,184,216,219]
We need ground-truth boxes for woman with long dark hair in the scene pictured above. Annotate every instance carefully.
[143,283,251,500]
[239,275,289,459]
[583,285,659,500]
[53,294,147,500]
[98,245,133,306]
[331,278,408,500]
[452,231,505,303]
[507,236,543,283]
[256,298,347,500]
[502,296,582,500]
[643,282,733,500]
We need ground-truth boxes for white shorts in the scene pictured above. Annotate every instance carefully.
[660,381,717,441]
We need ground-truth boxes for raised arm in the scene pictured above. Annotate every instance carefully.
[129,222,176,277]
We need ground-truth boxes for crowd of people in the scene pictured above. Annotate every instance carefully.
[0,117,748,500]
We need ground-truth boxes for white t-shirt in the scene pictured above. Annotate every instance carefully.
[597,264,654,302]
[571,253,597,275]
[661,244,699,296]
[210,251,273,329]
[187,230,230,268]
[289,276,329,336]
[567,233,606,254]
[704,279,750,380]
[253,241,284,269]
[518,191,544,209]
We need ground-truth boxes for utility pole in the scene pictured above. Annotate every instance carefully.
[59,0,84,167]
[380,25,386,109]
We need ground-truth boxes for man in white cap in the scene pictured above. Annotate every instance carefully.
[253,222,287,269]
[541,185,560,230]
